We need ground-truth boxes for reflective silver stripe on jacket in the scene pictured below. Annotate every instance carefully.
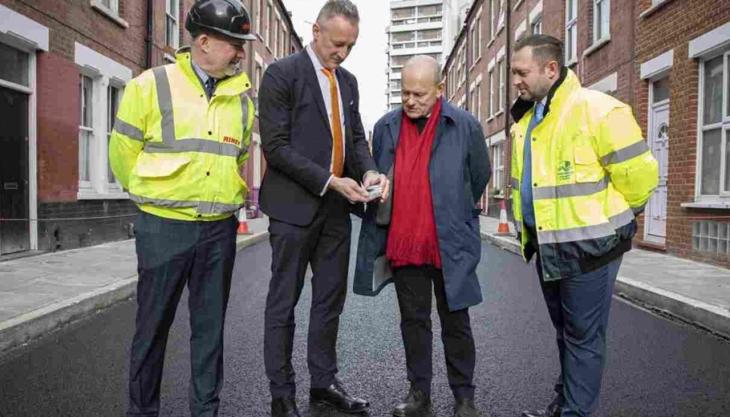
[152,67,176,145]
[151,66,249,157]
[144,140,240,157]
[536,208,634,244]
[600,140,650,166]
[533,177,609,200]
[113,118,144,141]
[129,193,242,214]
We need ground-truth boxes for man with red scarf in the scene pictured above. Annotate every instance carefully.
[354,55,491,417]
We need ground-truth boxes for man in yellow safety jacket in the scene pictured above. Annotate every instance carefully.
[108,1,255,416]
[509,35,658,417]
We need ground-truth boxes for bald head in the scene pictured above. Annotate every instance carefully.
[402,55,442,86]
[401,55,444,119]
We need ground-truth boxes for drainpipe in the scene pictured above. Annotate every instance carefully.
[145,0,153,69]
[503,0,512,198]
[464,20,470,112]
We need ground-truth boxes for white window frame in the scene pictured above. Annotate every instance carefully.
[90,0,128,28]
[471,11,482,65]
[258,0,266,37]
[531,16,542,34]
[78,73,95,191]
[492,142,504,192]
[98,0,118,14]
[74,42,131,199]
[166,0,180,49]
[488,65,496,118]
[565,0,578,65]
[282,25,288,57]
[273,11,281,56]
[497,0,505,31]
[266,1,273,47]
[489,0,497,40]
[475,79,482,121]
[498,58,506,114]
[696,52,730,201]
[529,1,543,35]
[592,0,610,44]
[487,131,506,192]
[106,82,122,186]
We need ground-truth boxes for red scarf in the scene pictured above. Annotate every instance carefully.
[386,98,443,269]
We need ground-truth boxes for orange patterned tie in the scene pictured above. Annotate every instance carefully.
[322,68,344,177]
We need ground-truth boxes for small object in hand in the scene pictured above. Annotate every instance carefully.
[366,185,382,201]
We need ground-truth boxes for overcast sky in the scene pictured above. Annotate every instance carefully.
[284,0,389,132]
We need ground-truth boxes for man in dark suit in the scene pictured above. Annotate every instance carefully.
[258,1,388,416]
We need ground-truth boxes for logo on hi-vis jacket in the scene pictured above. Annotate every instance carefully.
[223,136,240,146]
[557,161,573,181]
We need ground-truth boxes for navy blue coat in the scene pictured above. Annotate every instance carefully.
[354,100,491,311]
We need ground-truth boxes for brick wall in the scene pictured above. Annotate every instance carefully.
[440,0,730,270]
[36,53,80,202]
[635,0,730,267]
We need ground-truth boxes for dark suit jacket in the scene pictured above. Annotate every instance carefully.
[258,50,377,226]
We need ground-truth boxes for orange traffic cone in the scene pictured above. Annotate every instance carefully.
[496,200,510,235]
[237,208,251,235]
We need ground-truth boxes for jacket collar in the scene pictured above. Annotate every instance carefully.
[385,97,456,148]
[296,49,353,136]
[511,66,579,123]
[175,47,252,96]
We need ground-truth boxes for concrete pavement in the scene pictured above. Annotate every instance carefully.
[479,215,730,339]
[0,216,269,355]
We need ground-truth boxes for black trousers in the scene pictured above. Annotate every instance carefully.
[127,212,237,417]
[264,193,351,399]
[393,266,476,400]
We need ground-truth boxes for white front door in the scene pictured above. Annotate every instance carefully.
[645,103,669,245]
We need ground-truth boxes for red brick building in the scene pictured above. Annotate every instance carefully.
[0,0,300,255]
[635,0,730,266]
[443,0,730,268]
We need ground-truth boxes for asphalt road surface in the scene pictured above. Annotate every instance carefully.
[1,219,729,416]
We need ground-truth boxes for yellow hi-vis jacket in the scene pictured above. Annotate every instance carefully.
[109,49,255,221]
[510,69,659,280]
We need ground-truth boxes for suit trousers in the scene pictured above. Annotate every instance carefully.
[264,192,351,399]
[393,265,476,400]
[536,255,621,417]
[127,212,237,417]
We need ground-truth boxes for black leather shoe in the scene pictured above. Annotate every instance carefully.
[393,386,433,417]
[310,381,369,414]
[454,397,479,417]
[521,396,561,417]
[271,397,301,417]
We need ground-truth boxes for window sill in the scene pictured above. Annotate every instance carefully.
[640,0,675,19]
[470,56,482,71]
[681,201,730,209]
[90,1,129,29]
[583,37,611,58]
[487,37,495,48]
[496,23,505,38]
[513,0,524,10]
[565,58,578,68]
[78,190,130,200]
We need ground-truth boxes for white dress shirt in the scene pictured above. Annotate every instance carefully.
[306,44,347,194]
